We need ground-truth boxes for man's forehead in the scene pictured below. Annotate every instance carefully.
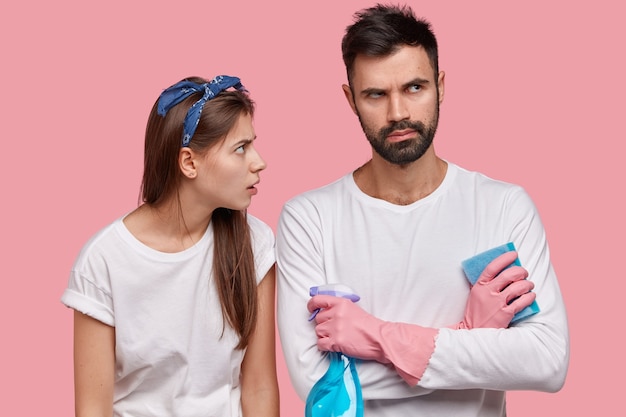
[351,46,436,88]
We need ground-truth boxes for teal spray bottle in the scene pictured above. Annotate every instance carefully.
[305,284,364,417]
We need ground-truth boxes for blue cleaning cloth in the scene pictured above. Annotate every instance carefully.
[461,242,539,324]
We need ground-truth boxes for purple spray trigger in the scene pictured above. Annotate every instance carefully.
[308,284,360,321]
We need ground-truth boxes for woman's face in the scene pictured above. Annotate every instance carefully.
[195,112,267,211]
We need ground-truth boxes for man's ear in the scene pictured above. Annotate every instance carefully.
[342,84,358,115]
[437,71,445,104]
[179,147,197,179]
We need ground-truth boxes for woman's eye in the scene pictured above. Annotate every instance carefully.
[235,145,245,154]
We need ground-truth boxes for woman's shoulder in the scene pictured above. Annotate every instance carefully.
[74,217,128,269]
[246,213,274,241]
[246,213,276,280]
[73,218,125,260]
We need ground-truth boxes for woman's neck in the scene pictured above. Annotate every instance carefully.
[123,200,211,253]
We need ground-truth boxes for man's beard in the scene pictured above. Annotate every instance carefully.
[358,108,439,166]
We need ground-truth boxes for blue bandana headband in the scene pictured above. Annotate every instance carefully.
[157,75,247,147]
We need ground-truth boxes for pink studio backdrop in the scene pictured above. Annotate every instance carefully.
[1,0,623,415]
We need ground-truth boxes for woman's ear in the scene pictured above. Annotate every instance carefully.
[179,147,197,179]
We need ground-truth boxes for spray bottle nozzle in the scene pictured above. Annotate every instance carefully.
[308,284,360,321]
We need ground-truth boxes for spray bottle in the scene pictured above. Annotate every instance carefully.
[305,284,364,417]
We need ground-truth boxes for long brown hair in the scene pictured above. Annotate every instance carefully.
[141,76,258,349]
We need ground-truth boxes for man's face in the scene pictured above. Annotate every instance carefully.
[343,45,445,166]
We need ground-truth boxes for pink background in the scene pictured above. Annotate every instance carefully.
[1,0,623,415]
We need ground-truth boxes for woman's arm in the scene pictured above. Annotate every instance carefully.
[241,265,280,417]
[73,310,115,417]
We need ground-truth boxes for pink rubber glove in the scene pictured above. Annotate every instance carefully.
[308,295,438,385]
[454,250,536,329]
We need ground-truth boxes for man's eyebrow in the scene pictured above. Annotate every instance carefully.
[360,78,432,96]
[360,87,384,95]
[402,77,430,89]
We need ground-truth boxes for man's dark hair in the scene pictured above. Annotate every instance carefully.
[342,3,439,83]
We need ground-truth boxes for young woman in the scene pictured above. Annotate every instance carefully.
[61,75,279,417]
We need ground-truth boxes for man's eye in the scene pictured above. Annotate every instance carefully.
[408,84,422,93]
[369,92,384,98]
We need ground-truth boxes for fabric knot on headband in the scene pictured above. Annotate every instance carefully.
[157,75,247,147]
